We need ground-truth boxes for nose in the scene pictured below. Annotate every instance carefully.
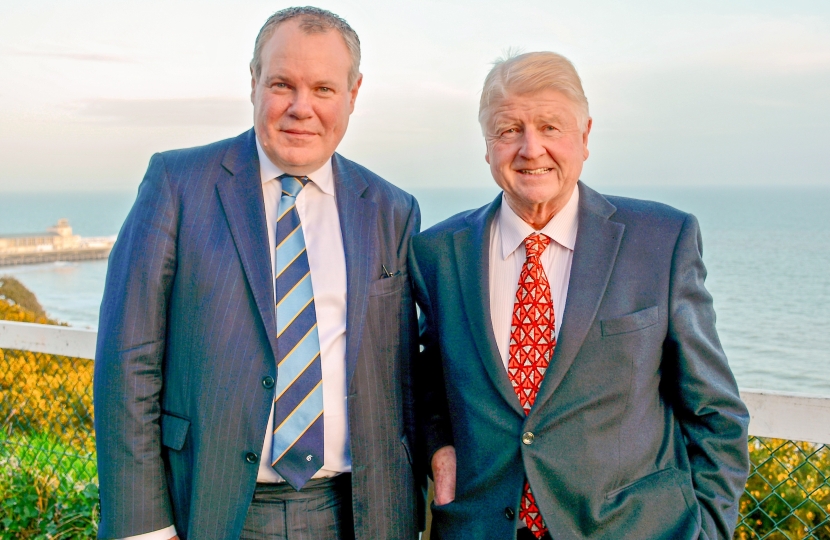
[518,128,545,160]
[287,88,314,120]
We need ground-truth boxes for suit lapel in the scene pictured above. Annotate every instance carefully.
[332,154,378,391]
[454,196,525,416]
[216,129,278,362]
[532,182,624,411]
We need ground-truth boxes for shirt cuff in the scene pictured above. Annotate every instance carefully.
[118,525,177,540]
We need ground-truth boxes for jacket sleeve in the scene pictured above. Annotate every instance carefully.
[665,214,750,540]
[408,235,455,471]
[93,153,178,538]
[399,194,422,460]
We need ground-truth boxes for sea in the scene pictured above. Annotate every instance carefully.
[1,186,828,397]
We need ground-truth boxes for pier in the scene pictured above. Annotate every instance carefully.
[0,218,114,266]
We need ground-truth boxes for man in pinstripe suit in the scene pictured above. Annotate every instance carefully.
[94,7,422,540]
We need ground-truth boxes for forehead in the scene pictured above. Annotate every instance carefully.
[259,20,351,79]
[488,89,581,125]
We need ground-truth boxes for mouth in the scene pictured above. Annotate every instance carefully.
[517,168,552,175]
[281,129,317,137]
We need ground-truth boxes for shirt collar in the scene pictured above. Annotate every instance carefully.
[498,186,580,260]
[255,135,335,196]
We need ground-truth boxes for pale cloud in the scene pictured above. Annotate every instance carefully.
[6,49,137,63]
[0,0,828,191]
[75,98,251,127]
[664,15,830,73]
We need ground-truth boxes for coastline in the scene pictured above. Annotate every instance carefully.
[0,246,112,267]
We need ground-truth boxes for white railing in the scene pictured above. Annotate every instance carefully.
[739,389,830,445]
[0,319,97,359]
[1,320,828,445]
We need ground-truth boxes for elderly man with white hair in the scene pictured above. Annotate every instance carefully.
[410,52,750,540]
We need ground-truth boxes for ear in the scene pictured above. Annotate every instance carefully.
[250,66,257,105]
[348,73,363,113]
[481,119,492,165]
[582,117,592,160]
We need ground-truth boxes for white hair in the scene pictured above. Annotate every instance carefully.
[479,51,589,129]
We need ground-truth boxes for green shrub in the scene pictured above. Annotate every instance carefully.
[0,430,98,539]
[0,462,98,539]
[0,276,47,318]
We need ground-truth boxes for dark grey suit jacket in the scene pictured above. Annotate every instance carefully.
[94,129,423,539]
[410,182,750,540]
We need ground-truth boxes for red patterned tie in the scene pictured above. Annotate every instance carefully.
[507,233,553,538]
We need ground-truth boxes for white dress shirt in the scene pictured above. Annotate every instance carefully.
[123,141,350,540]
[489,188,579,368]
[256,138,350,483]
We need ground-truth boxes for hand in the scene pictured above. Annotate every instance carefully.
[432,445,456,506]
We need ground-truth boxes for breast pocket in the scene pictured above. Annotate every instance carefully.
[368,273,408,297]
[600,306,659,336]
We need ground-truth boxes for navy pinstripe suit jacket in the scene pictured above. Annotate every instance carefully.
[94,129,423,539]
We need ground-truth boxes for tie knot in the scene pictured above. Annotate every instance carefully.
[279,174,310,198]
[524,233,550,259]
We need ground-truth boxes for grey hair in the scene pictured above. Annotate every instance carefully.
[250,6,361,88]
[479,51,589,130]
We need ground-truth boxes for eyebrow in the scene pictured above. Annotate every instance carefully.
[535,113,566,124]
[261,73,342,89]
[261,73,287,84]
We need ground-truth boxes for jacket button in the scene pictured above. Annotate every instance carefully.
[505,507,515,520]
[262,376,275,389]
[245,452,259,464]
[522,432,535,445]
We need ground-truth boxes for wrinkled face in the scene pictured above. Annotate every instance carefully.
[251,20,361,175]
[484,89,591,220]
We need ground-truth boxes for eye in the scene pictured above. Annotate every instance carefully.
[318,87,332,93]
[271,82,289,90]
[542,124,564,137]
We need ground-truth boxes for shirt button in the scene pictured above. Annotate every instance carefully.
[245,452,259,464]
[505,507,515,520]
[522,432,535,445]
[262,376,275,389]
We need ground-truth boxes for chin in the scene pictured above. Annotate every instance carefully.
[275,150,318,168]
[518,188,562,203]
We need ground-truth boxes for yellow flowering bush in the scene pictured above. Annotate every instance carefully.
[735,437,830,539]
[1,278,98,537]
[0,278,93,455]
[0,348,95,454]
[0,294,54,324]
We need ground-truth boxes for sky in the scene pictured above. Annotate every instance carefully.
[1,0,829,193]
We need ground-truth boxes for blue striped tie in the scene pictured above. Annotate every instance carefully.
[271,174,324,490]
